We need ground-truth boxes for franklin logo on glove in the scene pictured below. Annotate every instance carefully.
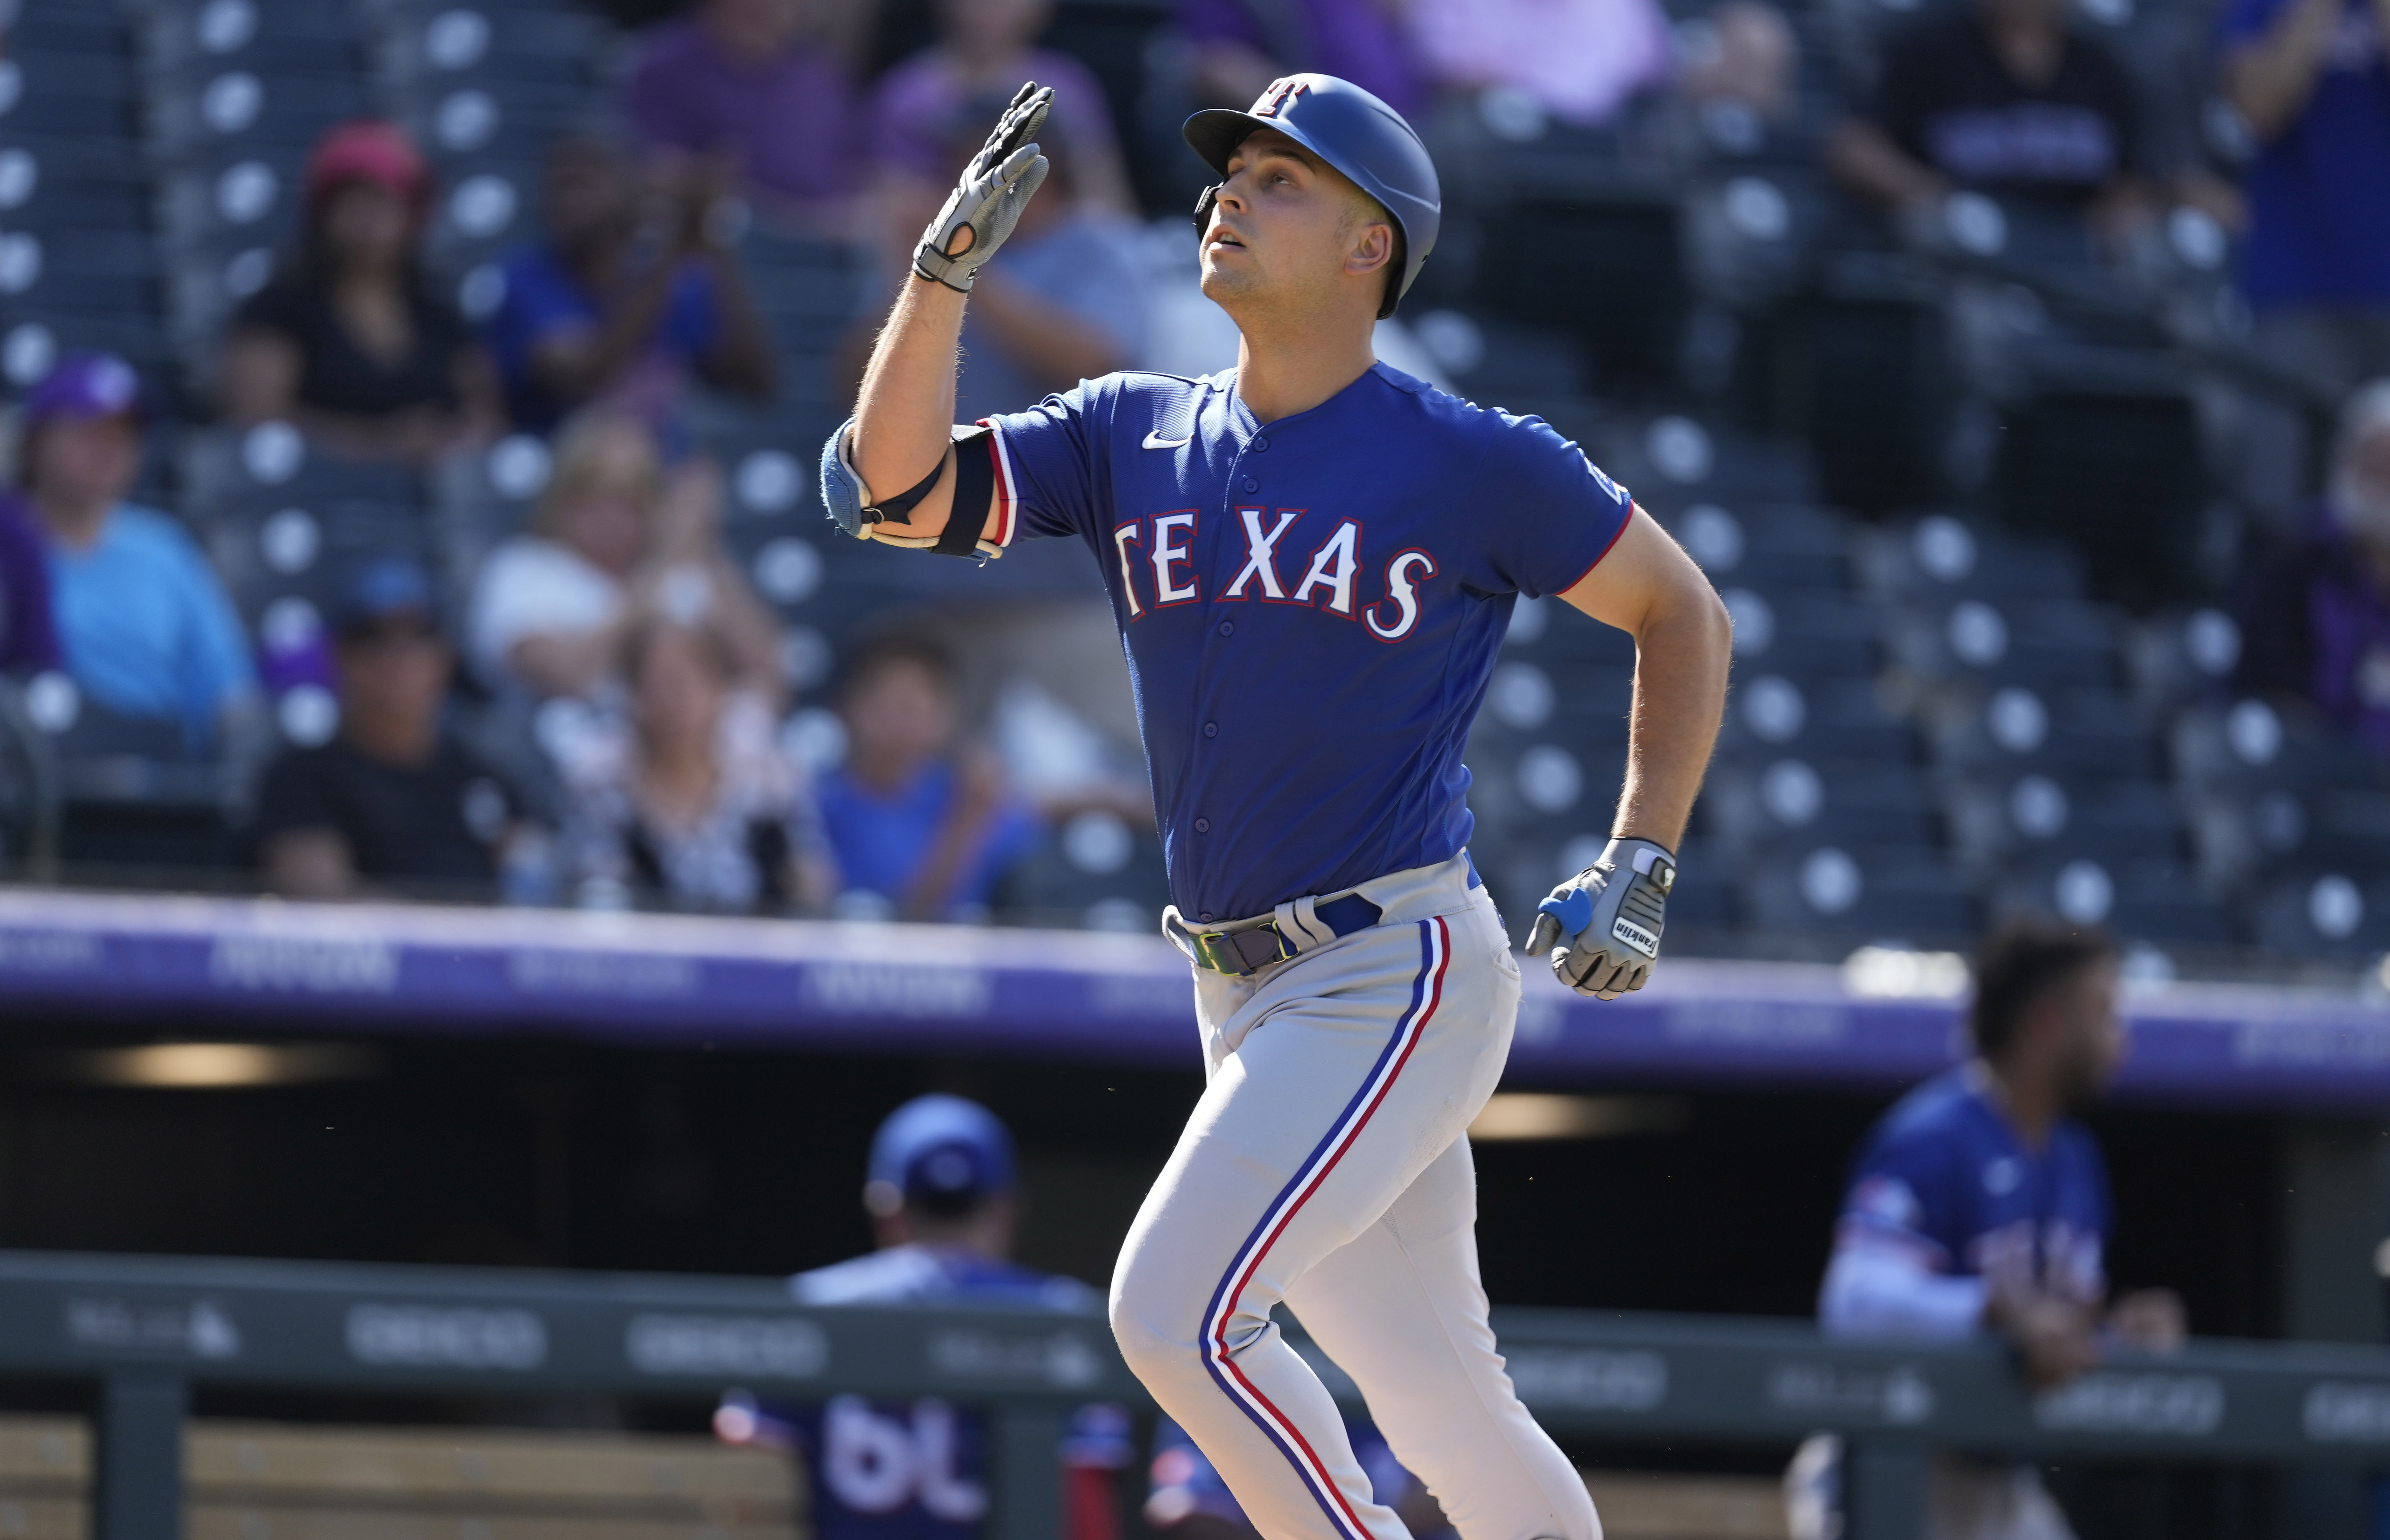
[1525,837,1675,999]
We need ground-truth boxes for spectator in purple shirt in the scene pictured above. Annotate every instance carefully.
[2237,379,2390,754]
[624,0,865,227]
[867,0,1134,217]
[0,494,59,677]
[1180,0,1426,119]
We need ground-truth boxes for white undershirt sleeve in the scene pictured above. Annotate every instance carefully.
[1819,1239,1989,1341]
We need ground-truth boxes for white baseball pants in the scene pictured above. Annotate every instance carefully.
[1111,853,1601,1540]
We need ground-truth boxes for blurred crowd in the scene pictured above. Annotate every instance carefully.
[0,0,2382,919]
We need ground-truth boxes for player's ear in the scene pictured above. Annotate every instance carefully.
[1345,219,1395,281]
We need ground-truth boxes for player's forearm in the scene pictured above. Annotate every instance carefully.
[851,274,968,511]
[1611,584,1729,852]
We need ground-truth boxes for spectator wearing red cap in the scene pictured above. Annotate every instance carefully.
[219,121,500,462]
[20,354,256,748]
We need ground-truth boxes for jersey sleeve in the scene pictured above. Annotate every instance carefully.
[1473,413,1635,598]
[1837,1120,1968,1271]
[984,379,1115,547]
[1820,1122,1987,1339]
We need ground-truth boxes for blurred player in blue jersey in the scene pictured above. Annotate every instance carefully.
[1789,918,2185,1540]
[716,1095,1131,1540]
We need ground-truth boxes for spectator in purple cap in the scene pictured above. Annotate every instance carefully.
[867,0,1134,218]
[1179,0,1426,120]
[0,485,59,678]
[20,354,256,748]
[2237,379,2390,756]
[623,0,867,227]
[251,559,537,901]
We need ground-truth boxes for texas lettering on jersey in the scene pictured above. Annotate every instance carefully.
[1111,506,1440,641]
[984,364,1635,921]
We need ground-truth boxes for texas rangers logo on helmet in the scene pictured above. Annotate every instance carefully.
[1253,78,1310,118]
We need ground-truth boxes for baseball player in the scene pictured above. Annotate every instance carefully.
[817,75,1732,1540]
[1791,918,2185,1540]
[715,1094,1131,1540]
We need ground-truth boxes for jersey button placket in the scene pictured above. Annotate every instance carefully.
[1195,818,1210,833]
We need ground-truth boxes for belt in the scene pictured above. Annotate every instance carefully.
[1184,891,1384,977]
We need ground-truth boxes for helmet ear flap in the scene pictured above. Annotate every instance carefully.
[1192,184,1220,241]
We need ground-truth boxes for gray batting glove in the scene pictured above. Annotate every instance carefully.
[914,82,1053,293]
[1523,837,1676,1000]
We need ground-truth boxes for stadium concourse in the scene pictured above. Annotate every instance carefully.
[0,0,2386,1539]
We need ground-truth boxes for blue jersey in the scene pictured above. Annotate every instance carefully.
[721,1246,1127,1540]
[1835,1066,2111,1304]
[984,365,1634,922]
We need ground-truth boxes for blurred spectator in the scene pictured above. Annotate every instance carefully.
[0,493,58,676]
[21,354,256,748]
[886,100,1148,425]
[467,410,783,701]
[1827,0,2146,239]
[1679,2,1800,126]
[2220,0,2390,528]
[1405,0,1674,129]
[220,121,500,462]
[1145,1415,1450,1540]
[714,1095,1130,1540]
[252,560,535,901]
[868,0,1134,215]
[2235,379,2390,753]
[1789,917,2183,1540]
[624,0,864,224]
[482,137,774,435]
[561,608,832,913]
[1181,0,1425,118]
[816,637,1041,921]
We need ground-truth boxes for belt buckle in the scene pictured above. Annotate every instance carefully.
[1194,921,1295,976]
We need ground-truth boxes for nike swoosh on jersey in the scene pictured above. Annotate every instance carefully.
[1143,430,1192,449]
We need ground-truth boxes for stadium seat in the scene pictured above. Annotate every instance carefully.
[995,812,1170,932]
[1741,842,1978,949]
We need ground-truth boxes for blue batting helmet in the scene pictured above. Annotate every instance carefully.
[1183,74,1442,319]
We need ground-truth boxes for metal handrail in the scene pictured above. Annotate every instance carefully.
[3,1250,2388,1539]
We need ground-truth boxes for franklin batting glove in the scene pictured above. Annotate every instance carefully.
[914,83,1053,292]
[1523,837,1675,1000]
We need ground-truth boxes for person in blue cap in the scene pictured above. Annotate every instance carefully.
[17,352,256,749]
[250,558,538,900]
[715,1094,1131,1540]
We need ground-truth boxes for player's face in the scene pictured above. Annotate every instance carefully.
[2052,958,2125,1110]
[1200,131,1389,317]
